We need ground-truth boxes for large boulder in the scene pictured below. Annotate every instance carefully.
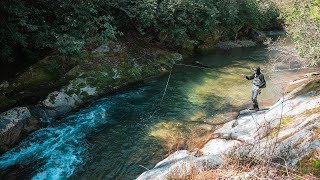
[0,107,40,153]
[42,91,81,117]
[41,78,97,117]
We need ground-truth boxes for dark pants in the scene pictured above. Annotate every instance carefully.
[251,87,260,109]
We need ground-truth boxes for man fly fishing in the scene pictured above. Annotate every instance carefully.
[242,66,266,111]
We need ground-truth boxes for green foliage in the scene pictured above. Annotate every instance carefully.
[153,0,219,44]
[0,0,119,61]
[214,0,280,38]
[277,0,320,65]
[98,0,220,45]
[0,0,281,63]
[101,0,279,44]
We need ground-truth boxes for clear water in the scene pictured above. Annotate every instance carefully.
[0,46,312,179]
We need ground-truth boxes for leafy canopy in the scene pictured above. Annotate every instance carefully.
[0,0,280,62]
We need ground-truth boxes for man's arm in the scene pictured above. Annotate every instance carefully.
[245,74,255,80]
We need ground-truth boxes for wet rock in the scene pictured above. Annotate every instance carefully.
[42,91,80,117]
[0,107,40,149]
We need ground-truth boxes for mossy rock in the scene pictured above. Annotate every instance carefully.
[0,56,78,112]
[79,49,181,95]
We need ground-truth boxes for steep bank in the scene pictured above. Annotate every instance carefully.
[137,76,320,179]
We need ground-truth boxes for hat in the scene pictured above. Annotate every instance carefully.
[252,66,260,71]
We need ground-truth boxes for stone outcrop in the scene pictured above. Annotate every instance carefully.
[0,107,40,153]
[41,78,97,117]
[137,79,320,179]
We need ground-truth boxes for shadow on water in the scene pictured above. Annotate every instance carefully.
[1,45,305,179]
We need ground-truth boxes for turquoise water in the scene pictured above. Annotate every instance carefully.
[1,46,306,179]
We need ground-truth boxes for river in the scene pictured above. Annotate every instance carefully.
[0,42,315,179]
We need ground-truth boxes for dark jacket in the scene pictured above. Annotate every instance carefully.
[246,73,266,88]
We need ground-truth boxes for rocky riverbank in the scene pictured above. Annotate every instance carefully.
[0,30,272,153]
[137,76,320,179]
[0,39,183,153]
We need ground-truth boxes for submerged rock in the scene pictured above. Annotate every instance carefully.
[0,107,40,152]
